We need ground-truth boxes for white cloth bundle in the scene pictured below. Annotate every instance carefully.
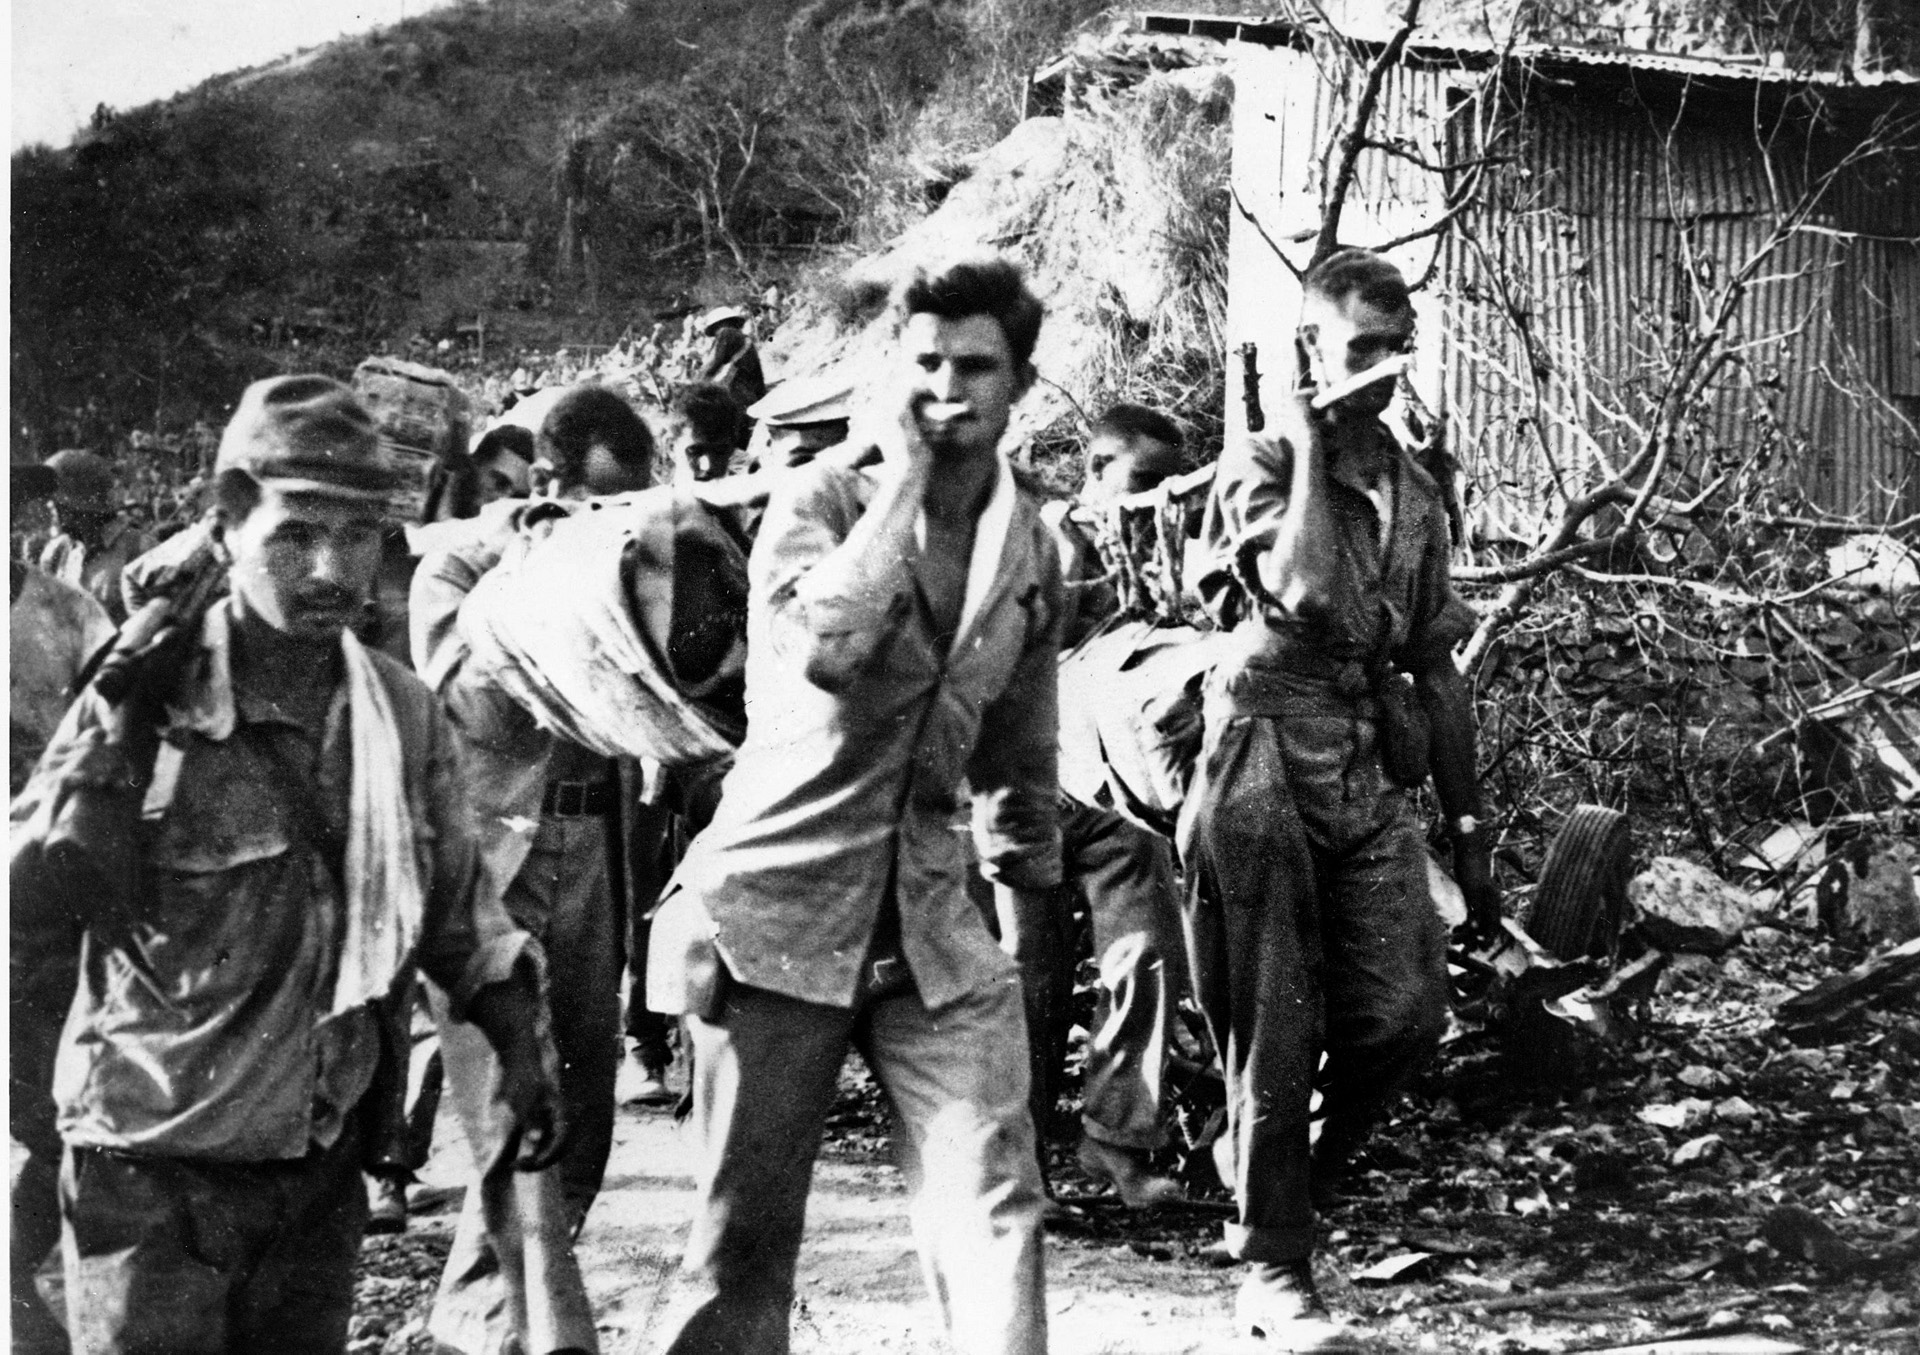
[457,487,747,767]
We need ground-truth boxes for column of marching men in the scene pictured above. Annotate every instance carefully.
[9,246,1499,1355]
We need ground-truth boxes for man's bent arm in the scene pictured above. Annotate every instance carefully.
[760,460,931,692]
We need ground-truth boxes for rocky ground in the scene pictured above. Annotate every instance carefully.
[341,915,1919,1355]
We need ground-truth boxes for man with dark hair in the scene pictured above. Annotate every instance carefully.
[533,384,656,496]
[38,448,154,624]
[411,381,656,1355]
[472,425,536,505]
[644,253,1062,1355]
[668,382,742,484]
[1008,404,1192,1212]
[1087,403,1185,479]
[9,375,565,1355]
[1188,248,1496,1346]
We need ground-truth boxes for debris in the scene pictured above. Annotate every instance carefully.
[1826,533,1919,595]
[1671,1134,1723,1167]
[1839,840,1920,945]
[1569,1336,1807,1354]
[1630,858,1759,954]
[1352,1251,1438,1284]
[1640,1099,1713,1130]
[1711,1097,1756,1126]
[1774,935,1920,1040]
[1731,821,1825,877]
[1422,1280,1684,1315]
[1757,1205,1868,1276]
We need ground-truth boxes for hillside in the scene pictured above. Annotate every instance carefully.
[13,0,1908,457]
[8,0,1122,451]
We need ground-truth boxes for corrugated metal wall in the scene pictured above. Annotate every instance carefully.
[1225,50,1920,528]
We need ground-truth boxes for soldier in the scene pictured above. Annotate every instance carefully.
[38,448,154,624]
[412,383,658,1355]
[1008,403,1192,1211]
[9,375,565,1355]
[744,374,854,471]
[667,382,744,484]
[472,424,536,505]
[1187,249,1498,1347]
[696,305,767,422]
[645,255,1062,1355]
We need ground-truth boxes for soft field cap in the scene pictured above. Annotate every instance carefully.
[216,375,400,503]
[746,372,854,428]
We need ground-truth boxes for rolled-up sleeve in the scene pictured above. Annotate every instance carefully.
[757,464,913,691]
[967,530,1065,891]
[1196,429,1298,628]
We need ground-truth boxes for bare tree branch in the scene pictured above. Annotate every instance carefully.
[1312,0,1424,264]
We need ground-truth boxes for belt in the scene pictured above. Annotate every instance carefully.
[1221,662,1382,719]
[541,779,620,817]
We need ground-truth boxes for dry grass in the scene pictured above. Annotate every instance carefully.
[774,61,1232,496]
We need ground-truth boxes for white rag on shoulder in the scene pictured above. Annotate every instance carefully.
[330,628,426,1019]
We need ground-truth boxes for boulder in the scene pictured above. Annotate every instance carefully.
[1628,856,1757,953]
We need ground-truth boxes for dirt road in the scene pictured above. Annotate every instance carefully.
[383,1057,1243,1355]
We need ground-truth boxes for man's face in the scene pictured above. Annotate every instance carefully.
[672,427,732,483]
[897,311,1027,462]
[475,450,531,504]
[1299,292,1415,417]
[1083,433,1178,508]
[223,483,384,641]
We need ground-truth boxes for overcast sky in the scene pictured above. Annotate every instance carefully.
[12,0,461,149]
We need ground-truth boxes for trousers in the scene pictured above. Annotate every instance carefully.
[1181,692,1448,1263]
[431,810,621,1355]
[1003,801,1183,1153]
[647,963,1048,1355]
[12,927,76,1351]
[60,1125,365,1354]
[622,799,678,1066]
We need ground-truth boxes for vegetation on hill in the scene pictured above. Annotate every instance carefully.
[11,0,1910,456]
[8,0,1127,453]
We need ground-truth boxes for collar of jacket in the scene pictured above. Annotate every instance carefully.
[908,452,1016,644]
[165,597,348,743]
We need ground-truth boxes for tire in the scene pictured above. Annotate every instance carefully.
[1506,805,1634,1089]
[1528,805,1633,964]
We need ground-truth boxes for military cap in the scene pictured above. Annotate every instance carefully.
[746,373,855,430]
[700,305,750,334]
[45,449,118,515]
[215,374,399,502]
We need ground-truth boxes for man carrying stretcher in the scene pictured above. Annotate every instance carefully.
[1185,248,1499,1348]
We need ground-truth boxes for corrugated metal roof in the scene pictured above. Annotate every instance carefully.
[1138,11,1920,92]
